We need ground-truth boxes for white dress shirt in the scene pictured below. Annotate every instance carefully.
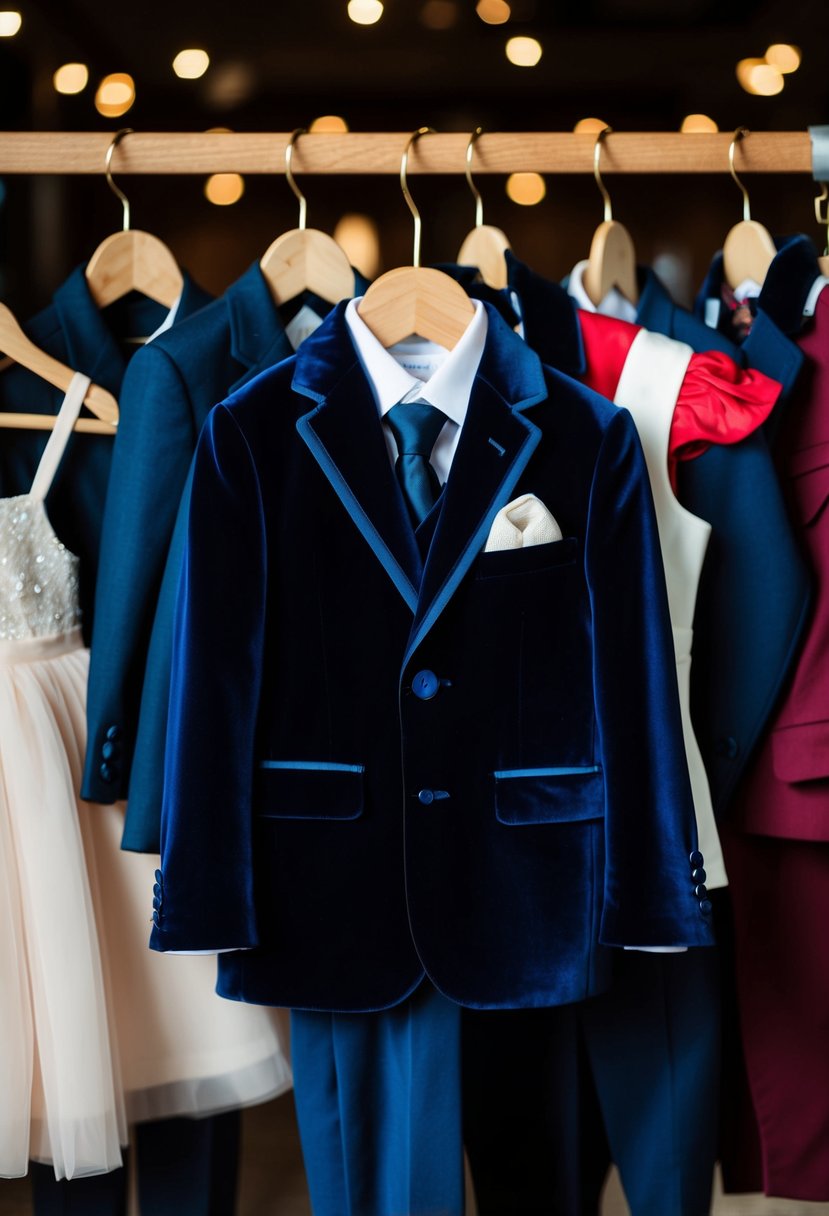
[344,296,488,482]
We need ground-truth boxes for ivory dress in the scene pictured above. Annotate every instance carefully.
[0,374,291,1182]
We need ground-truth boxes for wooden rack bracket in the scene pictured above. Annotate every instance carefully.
[0,131,813,175]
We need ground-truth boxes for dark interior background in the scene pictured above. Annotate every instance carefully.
[1,0,828,315]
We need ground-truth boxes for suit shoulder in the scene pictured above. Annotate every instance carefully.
[539,363,621,434]
[143,295,231,365]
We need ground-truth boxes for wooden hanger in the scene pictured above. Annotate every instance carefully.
[0,301,118,433]
[722,127,776,291]
[358,128,475,350]
[85,128,183,311]
[456,128,511,290]
[582,126,639,308]
[260,129,355,307]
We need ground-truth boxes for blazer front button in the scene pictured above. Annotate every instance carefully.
[412,670,440,700]
[689,850,704,869]
[691,867,707,884]
[699,899,713,918]
[418,789,435,805]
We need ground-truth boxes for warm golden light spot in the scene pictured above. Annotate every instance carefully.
[94,73,136,118]
[334,213,381,279]
[310,115,350,133]
[505,36,542,67]
[53,63,89,95]
[173,49,210,80]
[680,113,719,133]
[204,173,245,206]
[347,0,384,25]
[476,0,511,23]
[765,43,801,74]
[506,172,546,205]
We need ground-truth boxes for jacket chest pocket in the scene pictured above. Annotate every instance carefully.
[255,761,365,820]
[475,537,579,580]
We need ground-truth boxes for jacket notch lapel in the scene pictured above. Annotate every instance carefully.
[295,361,422,612]
[404,374,542,666]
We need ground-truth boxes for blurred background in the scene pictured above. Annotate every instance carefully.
[0,0,828,316]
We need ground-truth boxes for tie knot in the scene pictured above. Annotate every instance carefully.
[386,400,446,458]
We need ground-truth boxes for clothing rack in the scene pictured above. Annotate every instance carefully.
[0,131,815,175]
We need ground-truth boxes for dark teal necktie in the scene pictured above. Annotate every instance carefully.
[385,400,447,527]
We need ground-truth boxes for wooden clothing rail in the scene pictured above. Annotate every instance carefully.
[0,131,815,176]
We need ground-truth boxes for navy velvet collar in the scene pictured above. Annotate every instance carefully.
[292,298,547,413]
[696,234,821,336]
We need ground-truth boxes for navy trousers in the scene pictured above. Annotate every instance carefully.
[30,1112,240,1216]
[465,949,720,1216]
[291,983,464,1216]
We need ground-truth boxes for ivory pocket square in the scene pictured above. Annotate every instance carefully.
[484,493,563,553]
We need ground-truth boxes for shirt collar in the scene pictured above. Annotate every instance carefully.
[344,296,487,427]
[567,259,639,324]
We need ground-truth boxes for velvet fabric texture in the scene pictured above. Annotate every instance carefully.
[0,266,212,640]
[152,300,712,1010]
[82,261,367,842]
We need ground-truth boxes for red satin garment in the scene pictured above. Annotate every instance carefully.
[577,310,781,489]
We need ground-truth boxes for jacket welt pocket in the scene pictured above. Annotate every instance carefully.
[771,722,829,784]
[475,537,578,580]
[790,440,829,525]
[494,766,604,825]
[254,761,365,820]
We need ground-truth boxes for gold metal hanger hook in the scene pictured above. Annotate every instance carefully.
[285,128,309,230]
[593,126,614,224]
[465,127,485,229]
[815,182,829,256]
[401,126,436,269]
[104,127,134,232]
[729,126,752,223]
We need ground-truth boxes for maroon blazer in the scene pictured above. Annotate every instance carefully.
[723,258,829,1202]
[732,281,829,840]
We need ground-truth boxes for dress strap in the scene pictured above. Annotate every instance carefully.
[29,372,92,502]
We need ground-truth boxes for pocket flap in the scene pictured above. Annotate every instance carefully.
[771,722,829,784]
[255,761,364,820]
[494,766,604,826]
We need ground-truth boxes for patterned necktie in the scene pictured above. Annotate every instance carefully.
[385,400,447,527]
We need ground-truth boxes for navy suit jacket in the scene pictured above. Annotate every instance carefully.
[150,301,713,1012]
[0,267,211,640]
[686,238,813,814]
[82,262,368,846]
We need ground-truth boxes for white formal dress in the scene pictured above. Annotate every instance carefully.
[0,374,291,1182]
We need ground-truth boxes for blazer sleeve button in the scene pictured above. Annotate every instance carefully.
[102,740,121,761]
[100,763,114,783]
[418,789,435,805]
[106,725,122,741]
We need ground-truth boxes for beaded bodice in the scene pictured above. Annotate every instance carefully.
[0,371,90,643]
[0,495,80,641]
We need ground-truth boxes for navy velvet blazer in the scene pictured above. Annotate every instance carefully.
[0,267,211,640]
[686,238,813,814]
[82,262,366,838]
[150,302,714,1012]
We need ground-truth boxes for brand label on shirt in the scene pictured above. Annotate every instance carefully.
[285,305,325,351]
[395,357,443,382]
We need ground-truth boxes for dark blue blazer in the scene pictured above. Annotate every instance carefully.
[82,262,368,846]
[150,301,714,1012]
[0,267,211,639]
[686,238,813,814]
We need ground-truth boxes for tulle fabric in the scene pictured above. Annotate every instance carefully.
[0,634,291,1181]
[0,631,125,1180]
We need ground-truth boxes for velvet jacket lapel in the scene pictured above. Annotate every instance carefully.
[293,301,547,650]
